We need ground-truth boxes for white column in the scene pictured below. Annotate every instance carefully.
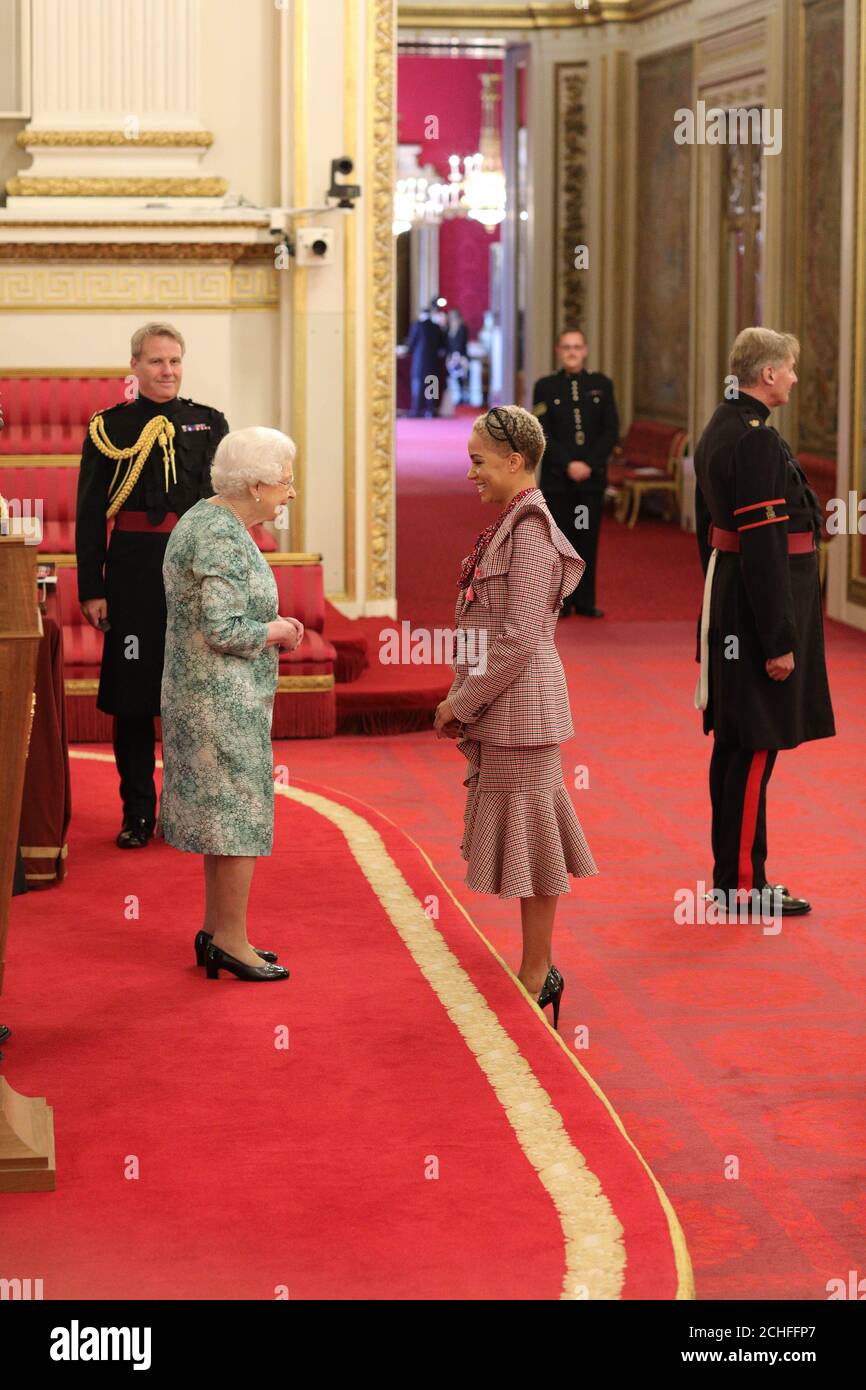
[29,0,201,130]
[7,0,223,209]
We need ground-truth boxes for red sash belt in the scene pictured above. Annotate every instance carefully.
[711,525,815,555]
[113,510,179,534]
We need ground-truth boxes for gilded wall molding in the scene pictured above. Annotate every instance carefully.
[366,0,397,602]
[848,0,866,605]
[553,63,588,341]
[16,130,215,147]
[397,1,686,28]
[797,0,844,458]
[0,263,279,311]
[0,243,274,263]
[6,177,228,198]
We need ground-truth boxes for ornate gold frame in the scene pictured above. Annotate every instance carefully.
[552,62,589,343]
[366,0,397,602]
[848,0,866,605]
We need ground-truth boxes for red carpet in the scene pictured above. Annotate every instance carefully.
[5,416,864,1300]
[2,754,688,1300]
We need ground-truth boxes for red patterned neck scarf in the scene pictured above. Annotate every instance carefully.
[458,487,537,590]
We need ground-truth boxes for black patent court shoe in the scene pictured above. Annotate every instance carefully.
[537,965,565,1031]
[205,942,289,982]
[194,929,277,967]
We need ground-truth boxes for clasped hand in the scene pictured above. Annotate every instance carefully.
[267,616,304,651]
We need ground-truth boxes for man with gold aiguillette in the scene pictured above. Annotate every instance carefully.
[75,322,228,848]
[693,327,835,916]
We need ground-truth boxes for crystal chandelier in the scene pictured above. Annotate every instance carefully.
[393,70,506,234]
[458,73,507,230]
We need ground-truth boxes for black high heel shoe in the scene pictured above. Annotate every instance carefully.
[205,942,289,982]
[194,929,277,967]
[537,965,565,1031]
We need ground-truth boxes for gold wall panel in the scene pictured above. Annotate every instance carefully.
[553,63,589,340]
[633,46,693,426]
[799,0,844,456]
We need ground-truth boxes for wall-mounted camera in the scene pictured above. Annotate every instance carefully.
[328,156,361,209]
[295,228,334,266]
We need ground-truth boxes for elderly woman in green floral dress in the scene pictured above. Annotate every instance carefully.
[158,426,302,982]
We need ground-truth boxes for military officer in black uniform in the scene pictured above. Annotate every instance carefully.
[694,327,835,915]
[75,322,228,848]
[532,329,619,616]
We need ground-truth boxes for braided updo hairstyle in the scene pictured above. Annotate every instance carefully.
[472,405,546,472]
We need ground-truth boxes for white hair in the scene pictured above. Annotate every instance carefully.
[210,426,297,499]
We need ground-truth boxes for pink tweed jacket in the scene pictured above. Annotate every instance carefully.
[447,488,584,745]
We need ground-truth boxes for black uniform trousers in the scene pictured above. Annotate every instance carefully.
[709,741,778,892]
[114,715,159,827]
[546,488,603,611]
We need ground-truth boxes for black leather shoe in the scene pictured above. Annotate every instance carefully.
[205,942,289,982]
[537,965,565,1031]
[763,883,811,915]
[194,930,277,967]
[0,1024,10,1046]
[116,817,153,849]
[573,607,605,619]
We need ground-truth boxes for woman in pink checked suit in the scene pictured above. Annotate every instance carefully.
[433,406,598,1031]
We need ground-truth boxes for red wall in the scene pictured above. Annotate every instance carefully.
[397,55,504,338]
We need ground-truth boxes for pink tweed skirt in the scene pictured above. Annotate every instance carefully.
[458,738,598,899]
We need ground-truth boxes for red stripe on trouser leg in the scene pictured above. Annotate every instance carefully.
[738,750,768,891]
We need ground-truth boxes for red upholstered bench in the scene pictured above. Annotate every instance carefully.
[269,557,337,737]
[55,553,336,742]
[0,465,78,551]
[608,419,688,527]
[0,465,277,556]
[0,371,128,458]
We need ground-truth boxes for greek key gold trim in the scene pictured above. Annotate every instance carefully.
[0,264,279,312]
[366,0,396,601]
[64,679,99,694]
[6,177,228,198]
[19,844,68,858]
[16,129,215,148]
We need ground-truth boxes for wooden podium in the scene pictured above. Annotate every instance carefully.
[0,525,56,1190]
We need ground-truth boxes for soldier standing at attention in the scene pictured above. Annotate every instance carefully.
[75,322,229,848]
[694,327,835,915]
[532,328,619,617]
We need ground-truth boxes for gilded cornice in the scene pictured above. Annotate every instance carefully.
[397,0,687,28]
[0,243,274,262]
[16,130,215,148]
[6,177,228,197]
